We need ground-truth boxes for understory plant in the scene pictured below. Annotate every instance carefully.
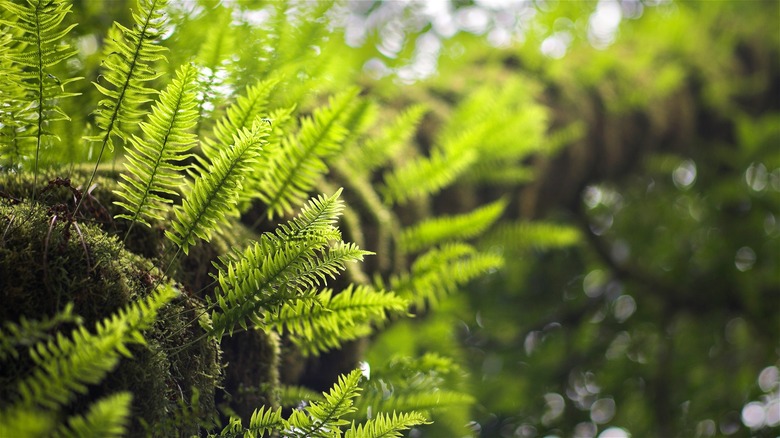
[0,0,579,436]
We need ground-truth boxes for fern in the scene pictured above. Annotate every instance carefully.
[344,411,430,438]
[0,286,175,438]
[382,132,478,204]
[345,104,427,175]
[209,189,371,338]
[11,285,175,410]
[294,368,363,436]
[0,303,81,361]
[483,220,582,252]
[384,243,504,309]
[113,62,199,231]
[217,368,426,438]
[56,392,132,438]
[265,285,409,356]
[166,118,270,255]
[83,0,168,202]
[400,198,507,253]
[257,88,359,219]
[356,354,473,420]
[0,0,80,177]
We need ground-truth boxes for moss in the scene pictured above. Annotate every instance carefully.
[0,197,221,434]
[0,167,292,431]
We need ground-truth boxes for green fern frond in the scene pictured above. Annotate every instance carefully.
[56,392,132,438]
[266,285,408,356]
[217,406,284,438]
[299,368,363,435]
[88,0,168,148]
[113,62,199,230]
[166,119,270,255]
[347,104,427,175]
[82,0,168,199]
[382,136,477,204]
[344,411,429,438]
[400,198,507,253]
[0,303,81,361]
[0,406,53,437]
[201,78,279,159]
[356,354,473,419]
[209,189,371,338]
[12,284,175,410]
[0,0,80,175]
[257,88,359,219]
[483,220,582,252]
[385,243,504,309]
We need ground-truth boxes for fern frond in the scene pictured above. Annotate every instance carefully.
[382,135,477,204]
[356,354,473,419]
[210,189,371,338]
[0,303,81,361]
[266,285,408,356]
[347,104,427,175]
[344,411,430,438]
[216,370,366,438]
[12,284,175,410]
[257,88,359,219]
[114,62,199,230]
[400,198,507,253]
[298,369,363,435]
[166,119,270,255]
[385,243,504,309]
[87,0,168,150]
[56,392,132,438]
[0,0,80,175]
[0,406,53,437]
[201,78,279,159]
[482,220,582,252]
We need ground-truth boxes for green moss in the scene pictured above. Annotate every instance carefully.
[0,194,221,434]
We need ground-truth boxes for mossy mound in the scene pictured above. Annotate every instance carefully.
[0,199,221,434]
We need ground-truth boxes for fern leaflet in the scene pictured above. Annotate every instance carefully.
[114,62,199,230]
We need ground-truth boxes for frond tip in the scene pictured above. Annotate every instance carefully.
[114,63,200,230]
[166,118,270,255]
[208,189,373,338]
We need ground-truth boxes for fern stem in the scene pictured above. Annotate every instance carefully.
[33,0,44,198]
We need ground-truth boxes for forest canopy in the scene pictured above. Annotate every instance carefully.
[0,0,778,437]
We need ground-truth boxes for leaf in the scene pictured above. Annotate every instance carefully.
[166,118,270,255]
[114,62,200,229]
